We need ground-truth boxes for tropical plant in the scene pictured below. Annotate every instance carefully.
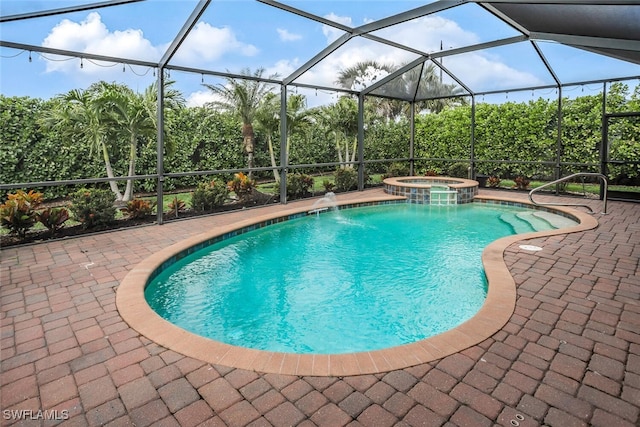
[0,190,43,238]
[336,60,465,119]
[286,173,315,199]
[514,176,531,190]
[254,92,281,182]
[313,96,359,169]
[40,86,123,200]
[284,94,315,163]
[487,176,502,188]
[384,162,410,179]
[191,180,229,212]
[96,81,184,201]
[322,180,335,192]
[334,168,358,192]
[124,199,156,219]
[335,60,401,120]
[37,207,70,235]
[41,80,184,201]
[203,68,278,176]
[69,188,117,229]
[227,172,256,201]
[167,196,187,218]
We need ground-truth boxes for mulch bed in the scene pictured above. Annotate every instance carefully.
[1,192,279,248]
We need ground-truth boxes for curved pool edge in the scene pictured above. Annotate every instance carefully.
[116,194,598,376]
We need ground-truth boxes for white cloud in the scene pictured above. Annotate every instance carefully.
[446,54,544,90]
[374,16,479,53]
[299,14,541,94]
[277,28,302,42]
[42,12,160,74]
[40,13,258,76]
[186,90,218,108]
[322,13,352,44]
[266,58,299,80]
[174,22,259,64]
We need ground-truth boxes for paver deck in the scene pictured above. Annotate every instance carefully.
[1,188,638,427]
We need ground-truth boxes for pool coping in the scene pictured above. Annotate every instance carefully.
[116,193,598,376]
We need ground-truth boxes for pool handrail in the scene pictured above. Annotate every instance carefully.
[528,172,608,214]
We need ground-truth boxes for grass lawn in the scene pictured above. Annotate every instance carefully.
[495,179,638,195]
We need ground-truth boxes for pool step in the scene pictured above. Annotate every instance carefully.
[516,212,555,231]
[499,213,534,234]
[501,211,578,234]
[531,211,578,229]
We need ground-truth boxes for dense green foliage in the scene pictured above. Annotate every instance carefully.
[190,180,229,212]
[0,96,104,198]
[334,168,359,192]
[2,82,638,203]
[286,173,315,199]
[69,188,117,229]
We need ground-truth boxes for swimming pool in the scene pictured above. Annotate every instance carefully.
[117,193,595,375]
[144,203,576,354]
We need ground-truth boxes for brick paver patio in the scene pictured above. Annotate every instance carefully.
[1,189,638,426]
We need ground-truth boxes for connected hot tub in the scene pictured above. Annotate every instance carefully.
[383,176,479,204]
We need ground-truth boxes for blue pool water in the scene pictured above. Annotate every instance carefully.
[145,203,565,354]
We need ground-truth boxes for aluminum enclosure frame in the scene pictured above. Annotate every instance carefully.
[1,0,639,222]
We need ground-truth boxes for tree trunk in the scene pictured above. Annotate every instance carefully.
[242,123,255,178]
[349,136,357,169]
[267,135,279,183]
[336,134,344,169]
[101,142,123,201]
[123,135,137,202]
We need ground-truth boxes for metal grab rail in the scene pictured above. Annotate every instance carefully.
[528,172,608,214]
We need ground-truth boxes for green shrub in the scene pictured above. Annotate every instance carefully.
[191,179,229,212]
[322,179,335,192]
[37,207,69,235]
[69,188,117,229]
[0,190,43,238]
[447,162,470,178]
[287,173,315,199]
[334,168,358,192]
[383,162,410,178]
[125,199,156,219]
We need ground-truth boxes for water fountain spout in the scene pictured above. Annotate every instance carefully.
[308,192,338,215]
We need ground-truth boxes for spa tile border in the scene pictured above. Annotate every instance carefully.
[383,176,479,204]
[116,194,598,376]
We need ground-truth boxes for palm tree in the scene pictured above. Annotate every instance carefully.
[254,92,281,182]
[313,96,359,168]
[336,60,465,118]
[336,60,409,121]
[335,60,395,91]
[203,68,277,176]
[95,81,184,201]
[284,94,314,165]
[254,92,314,182]
[40,84,124,200]
[411,63,466,113]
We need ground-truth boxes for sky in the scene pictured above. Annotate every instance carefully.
[1,0,638,107]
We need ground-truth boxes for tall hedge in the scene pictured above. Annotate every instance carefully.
[2,83,638,200]
[0,96,105,198]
